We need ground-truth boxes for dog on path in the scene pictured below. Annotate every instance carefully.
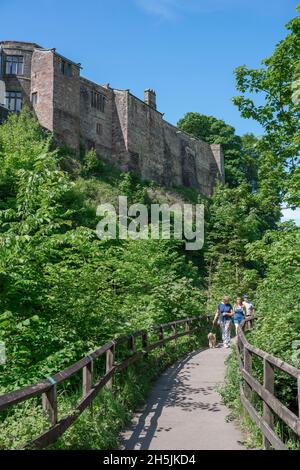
[207,332,216,349]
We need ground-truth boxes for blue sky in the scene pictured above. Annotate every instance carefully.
[1,0,299,224]
[1,0,297,134]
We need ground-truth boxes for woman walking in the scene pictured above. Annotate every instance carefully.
[233,296,246,334]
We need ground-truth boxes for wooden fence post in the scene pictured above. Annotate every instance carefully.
[106,344,115,390]
[243,347,252,401]
[142,331,148,357]
[42,381,57,426]
[237,330,243,356]
[185,320,193,345]
[171,323,177,343]
[263,358,275,449]
[82,359,93,398]
[128,334,135,352]
[159,326,164,348]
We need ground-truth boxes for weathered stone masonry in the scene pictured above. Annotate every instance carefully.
[0,41,224,196]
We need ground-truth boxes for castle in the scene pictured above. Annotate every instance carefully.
[0,41,224,196]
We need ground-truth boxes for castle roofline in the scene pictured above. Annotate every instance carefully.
[80,76,108,87]
[163,119,212,146]
[53,50,82,68]
[0,40,42,48]
[35,47,82,68]
[113,88,164,116]
[128,91,164,116]
[0,41,81,68]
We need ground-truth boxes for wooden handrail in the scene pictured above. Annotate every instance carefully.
[0,314,211,449]
[237,317,300,450]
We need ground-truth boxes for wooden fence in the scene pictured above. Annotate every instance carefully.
[238,318,300,450]
[0,315,210,449]
[2,314,299,450]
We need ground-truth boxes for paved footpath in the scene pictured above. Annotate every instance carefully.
[119,346,245,450]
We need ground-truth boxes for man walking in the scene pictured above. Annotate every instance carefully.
[242,294,254,331]
[213,295,233,348]
[242,294,254,317]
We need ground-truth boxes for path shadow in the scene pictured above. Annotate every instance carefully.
[119,348,221,450]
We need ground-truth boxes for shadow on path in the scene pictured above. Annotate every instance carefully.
[120,348,225,450]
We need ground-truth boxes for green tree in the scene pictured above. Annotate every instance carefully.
[233,8,300,208]
[246,222,300,365]
[204,183,263,310]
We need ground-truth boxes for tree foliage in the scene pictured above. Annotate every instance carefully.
[233,10,300,208]
[246,222,300,366]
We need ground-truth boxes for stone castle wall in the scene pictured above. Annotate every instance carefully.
[52,53,81,150]
[80,78,113,159]
[31,49,54,130]
[114,92,223,195]
[0,40,224,196]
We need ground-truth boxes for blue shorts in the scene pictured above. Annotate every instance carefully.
[234,316,244,324]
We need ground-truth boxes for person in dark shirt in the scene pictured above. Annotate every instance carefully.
[213,295,233,348]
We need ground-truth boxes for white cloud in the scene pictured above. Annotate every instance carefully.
[281,208,300,227]
[135,0,243,19]
[135,0,179,20]
[134,0,288,20]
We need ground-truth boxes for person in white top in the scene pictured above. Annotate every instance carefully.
[242,294,254,317]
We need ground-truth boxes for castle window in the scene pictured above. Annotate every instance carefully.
[5,56,24,75]
[5,91,22,112]
[60,60,72,77]
[96,123,103,135]
[31,92,38,105]
[91,91,105,112]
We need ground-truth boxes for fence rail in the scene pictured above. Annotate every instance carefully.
[0,315,211,449]
[237,317,300,450]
